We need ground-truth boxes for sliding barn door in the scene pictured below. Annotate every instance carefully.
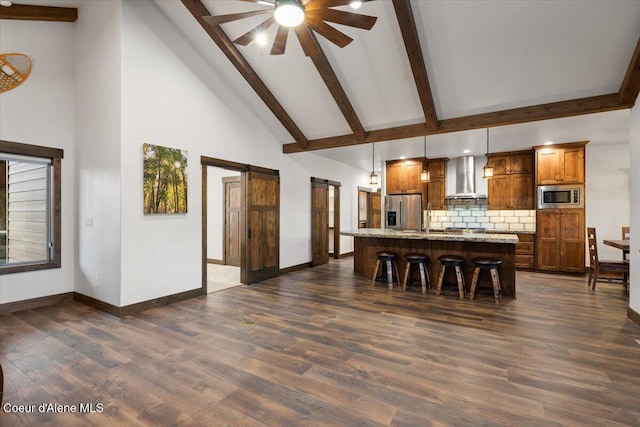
[311,178,329,267]
[223,177,241,267]
[243,170,280,284]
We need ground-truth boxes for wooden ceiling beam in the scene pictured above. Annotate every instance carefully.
[0,4,77,22]
[306,31,366,141]
[619,37,640,106]
[283,93,629,153]
[180,0,310,148]
[392,0,438,131]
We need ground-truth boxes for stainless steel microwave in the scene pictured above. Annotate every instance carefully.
[537,185,584,209]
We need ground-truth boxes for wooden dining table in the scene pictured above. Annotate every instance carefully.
[603,239,630,251]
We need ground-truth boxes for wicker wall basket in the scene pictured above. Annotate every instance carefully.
[0,53,32,93]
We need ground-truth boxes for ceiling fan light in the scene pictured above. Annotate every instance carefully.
[350,0,363,10]
[0,0,12,7]
[274,0,304,27]
[255,32,268,46]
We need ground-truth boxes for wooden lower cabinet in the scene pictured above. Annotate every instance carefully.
[515,233,535,270]
[536,209,585,273]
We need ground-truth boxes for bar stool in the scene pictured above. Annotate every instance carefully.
[436,255,466,299]
[372,251,400,289]
[402,253,430,294]
[469,257,502,303]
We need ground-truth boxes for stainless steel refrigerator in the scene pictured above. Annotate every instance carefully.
[385,194,422,231]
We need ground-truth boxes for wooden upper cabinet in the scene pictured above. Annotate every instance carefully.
[487,150,534,210]
[426,158,447,209]
[427,158,446,179]
[535,143,586,185]
[385,158,424,194]
[488,150,533,175]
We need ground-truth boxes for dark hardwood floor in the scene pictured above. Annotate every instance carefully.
[1,257,639,426]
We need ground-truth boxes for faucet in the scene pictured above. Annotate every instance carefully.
[425,202,432,233]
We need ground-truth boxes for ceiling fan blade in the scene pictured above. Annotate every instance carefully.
[310,8,377,30]
[305,0,353,12]
[305,18,353,48]
[294,25,321,57]
[203,10,271,26]
[234,16,276,46]
[270,25,289,55]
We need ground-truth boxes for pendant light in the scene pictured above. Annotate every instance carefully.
[420,136,430,182]
[274,0,305,27]
[369,143,378,186]
[482,127,494,179]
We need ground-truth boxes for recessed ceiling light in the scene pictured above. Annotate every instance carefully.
[255,32,268,46]
[463,149,471,154]
[399,156,406,160]
[544,141,554,146]
[350,0,363,10]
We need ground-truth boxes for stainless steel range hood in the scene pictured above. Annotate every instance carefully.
[445,156,487,200]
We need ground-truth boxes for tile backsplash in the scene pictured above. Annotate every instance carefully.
[429,201,536,231]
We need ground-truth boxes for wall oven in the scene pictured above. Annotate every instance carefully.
[537,184,584,209]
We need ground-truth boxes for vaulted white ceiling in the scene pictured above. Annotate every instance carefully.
[8,0,639,171]
[154,0,640,170]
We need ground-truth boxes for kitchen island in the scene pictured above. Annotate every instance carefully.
[341,229,519,297]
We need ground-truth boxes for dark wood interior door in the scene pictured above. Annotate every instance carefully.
[243,170,279,284]
[311,178,329,267]
[224,177,241,267]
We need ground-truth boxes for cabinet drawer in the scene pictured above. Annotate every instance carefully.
[515,255,535,269]
[517,233,534,243]
[516,242,534,255]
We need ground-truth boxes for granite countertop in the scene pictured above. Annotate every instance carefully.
[341,229,519,244]
[428,228,536,235]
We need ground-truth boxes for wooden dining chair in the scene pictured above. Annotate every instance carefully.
[587,227,629,291]
[622,226,630,261]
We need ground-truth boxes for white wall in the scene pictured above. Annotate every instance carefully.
[585,143,630,262]
[629,100,639,313]
[0,20,76,304]
[207,167,240,261]
[118,0,363,305]
[74,0,123,306]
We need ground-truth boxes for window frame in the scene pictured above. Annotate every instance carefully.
[0,140,63,275]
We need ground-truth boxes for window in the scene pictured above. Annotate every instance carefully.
[0,140,63,274]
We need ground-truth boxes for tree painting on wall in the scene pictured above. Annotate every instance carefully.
[143,143,188,214]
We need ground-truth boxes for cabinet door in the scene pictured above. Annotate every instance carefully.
[560,209,585,272]
[536,149,560,185]
[536,210,560,271]
[489,155,510,175]
[560,147,584,184]
[386,162,404,194]
[488,175,510,209]
[426,178,445,210]
[427,160,446,179]
[510,173,534,209]
[510,152,533,174]
[404,161,424,194]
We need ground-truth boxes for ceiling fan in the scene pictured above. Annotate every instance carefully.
[203,0,377,56]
